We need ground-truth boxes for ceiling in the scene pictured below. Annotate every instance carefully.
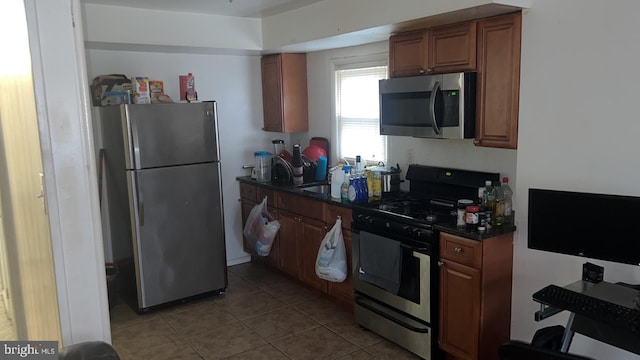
[81,0,326,18]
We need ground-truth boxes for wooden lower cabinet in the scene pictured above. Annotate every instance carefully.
[326,204,354,310]
[440,259,481,360]
[327,229,353,308]
[278,210,301,279]
[241,193,280,268]
[439,232,514,360]
[299,216,328,292]
[238,182,355,310]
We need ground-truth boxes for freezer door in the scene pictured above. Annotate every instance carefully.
[126,102,220,169]
[128,162,227,309]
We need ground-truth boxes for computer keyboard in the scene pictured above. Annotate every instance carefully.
[533,284,640,333]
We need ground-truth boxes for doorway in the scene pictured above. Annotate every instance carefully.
[0,0,61,342]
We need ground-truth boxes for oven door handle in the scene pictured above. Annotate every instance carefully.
[400,243,429,253]
[354,297,429,333]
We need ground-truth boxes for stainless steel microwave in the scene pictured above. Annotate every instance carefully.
[379,72,476,139]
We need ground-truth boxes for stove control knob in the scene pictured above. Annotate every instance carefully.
[364,216,373,224]
[413,228,422,237]
[403,226,411,234]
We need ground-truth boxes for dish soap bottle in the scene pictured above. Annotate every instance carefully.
[330,166,344,200]
[340,166,351,203]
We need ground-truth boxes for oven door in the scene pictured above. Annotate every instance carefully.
[352,226,433,323]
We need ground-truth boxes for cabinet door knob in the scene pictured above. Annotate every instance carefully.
[419,69,425,74]
[437,261,443,267]
[454,247,463,254]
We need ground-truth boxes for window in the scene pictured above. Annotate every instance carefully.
[335,64,387,164]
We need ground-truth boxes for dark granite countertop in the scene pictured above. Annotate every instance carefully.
[237,176,516,240]
[237,176,351,209]
[435,221,516,241]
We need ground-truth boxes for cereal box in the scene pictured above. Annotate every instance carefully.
[132,76,150,104]
[149,80,164,101]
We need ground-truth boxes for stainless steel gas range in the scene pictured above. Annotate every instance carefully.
[351,165,499,359]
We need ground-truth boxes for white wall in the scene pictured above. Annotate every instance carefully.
[85,50,277,266]
[82,4,262,53]
[25,0,110,345]
[305,42,518,190]
[513,2,640,359]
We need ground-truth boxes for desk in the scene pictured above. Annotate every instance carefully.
[533,280,640,355]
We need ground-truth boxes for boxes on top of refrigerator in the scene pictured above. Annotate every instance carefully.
[132,76,151,104]
[91,74,133,106]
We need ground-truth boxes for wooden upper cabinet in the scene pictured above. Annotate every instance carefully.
[475,12,522,149]
[390,21,477,78]
[429,21,477,73]
[261,53,308,133]
[389,30,429,77]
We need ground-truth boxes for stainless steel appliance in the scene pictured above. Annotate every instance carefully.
[100,102,227,312]
[351,164,499,359]
[379,72,476,139]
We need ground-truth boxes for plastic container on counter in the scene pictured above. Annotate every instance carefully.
[254,151,272,183]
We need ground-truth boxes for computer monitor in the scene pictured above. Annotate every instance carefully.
[528,188,640,266]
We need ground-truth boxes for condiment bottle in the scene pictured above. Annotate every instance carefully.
[457,199,474,227]
[465,205,480,232]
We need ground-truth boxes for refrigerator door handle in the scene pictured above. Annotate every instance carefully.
[136,173,144,226]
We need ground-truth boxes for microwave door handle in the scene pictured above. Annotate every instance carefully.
[429,80,441,135]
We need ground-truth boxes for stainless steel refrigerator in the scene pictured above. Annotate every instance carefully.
[100,101,227,312]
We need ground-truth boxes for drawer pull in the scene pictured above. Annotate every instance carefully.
[454,247,464,254]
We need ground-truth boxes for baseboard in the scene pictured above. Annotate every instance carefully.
[226,255,251,267]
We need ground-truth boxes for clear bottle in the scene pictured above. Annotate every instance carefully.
[372,171,382,201]
[491,181,505,227]
[477,187,487,228]
[485,180,493,198]
[502,176,513,225]
[481,188,492,229]
[355,155,364,174]
[487,181,496,229]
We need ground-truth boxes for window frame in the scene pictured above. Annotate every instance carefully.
[331,54,388,166]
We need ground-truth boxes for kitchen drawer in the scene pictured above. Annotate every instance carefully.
[240,182,257,201]
[257,186,279,208]
[325,205,352,230]
[278,192,325,221]
[440,232,482,268]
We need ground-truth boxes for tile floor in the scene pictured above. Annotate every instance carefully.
[109,260,421,359]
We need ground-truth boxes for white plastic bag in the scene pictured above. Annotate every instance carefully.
[243,196,280,256]
[315,218,347,282]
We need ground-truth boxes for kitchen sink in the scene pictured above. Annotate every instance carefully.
[299,183,330,194]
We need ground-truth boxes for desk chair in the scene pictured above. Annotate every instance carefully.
[499,340,595,360]
[58,341,120,360]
